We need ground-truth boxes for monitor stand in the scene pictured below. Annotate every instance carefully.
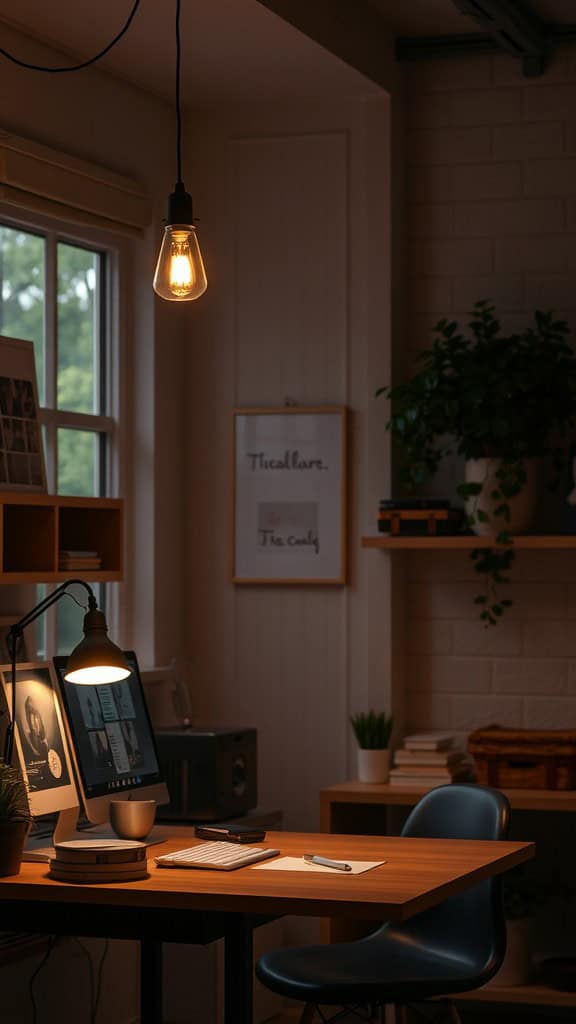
[23,805,167,862]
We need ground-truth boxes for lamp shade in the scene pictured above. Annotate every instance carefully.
[64,608,130,685]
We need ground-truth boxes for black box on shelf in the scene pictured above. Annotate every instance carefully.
[155,727,257,822]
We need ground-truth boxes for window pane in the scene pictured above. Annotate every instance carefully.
[35,584,46,660]
[57,243,100,414]
[57,428,99,496]
[0,226,46,403]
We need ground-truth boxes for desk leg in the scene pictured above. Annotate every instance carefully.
[224,916,253,1024]
[141,940,163,1024]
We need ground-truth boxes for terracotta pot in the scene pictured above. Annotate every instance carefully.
[465,458,540,536]
[357,749,390,784]
[0,819,30,877]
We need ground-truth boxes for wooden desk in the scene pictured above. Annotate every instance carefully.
[0,829,532,1024]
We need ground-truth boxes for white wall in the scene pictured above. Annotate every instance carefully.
[404,46,576,739]
[182,94,397,836]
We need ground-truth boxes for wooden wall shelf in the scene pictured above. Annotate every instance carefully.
[0,492,123,583]
[362,534,576,551]
[320,780,576,820]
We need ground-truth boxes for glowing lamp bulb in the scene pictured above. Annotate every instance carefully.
[153,184,207,302]
[64,607,131,685]
[153,225,207,301]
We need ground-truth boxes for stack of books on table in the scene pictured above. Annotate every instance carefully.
[59,549,102,572]
[389,732,467,787]
[48,839,148,883]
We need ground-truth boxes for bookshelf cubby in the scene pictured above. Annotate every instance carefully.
[0,492,123,583]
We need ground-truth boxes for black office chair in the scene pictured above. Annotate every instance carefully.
[256,784,510,1024]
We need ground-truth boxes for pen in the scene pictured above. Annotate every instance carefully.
[303,854,352,872]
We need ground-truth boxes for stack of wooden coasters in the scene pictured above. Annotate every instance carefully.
[49,839,148,883]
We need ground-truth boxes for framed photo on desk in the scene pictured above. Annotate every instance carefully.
[233,406,348,584]
[0,662,77,816]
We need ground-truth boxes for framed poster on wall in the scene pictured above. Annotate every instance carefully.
[233,406,348,585]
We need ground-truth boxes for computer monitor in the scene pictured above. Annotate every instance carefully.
[0,662,80,840]
[52,650,168,826]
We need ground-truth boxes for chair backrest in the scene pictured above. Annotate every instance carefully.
[393,784,510,981]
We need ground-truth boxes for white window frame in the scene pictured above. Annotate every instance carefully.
[0,203,128,654]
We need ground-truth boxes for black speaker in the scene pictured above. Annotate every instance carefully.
[155,727,257,822]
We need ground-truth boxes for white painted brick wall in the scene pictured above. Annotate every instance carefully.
[404,48,576,737]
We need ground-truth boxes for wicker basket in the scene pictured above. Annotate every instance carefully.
[468,725,576,790]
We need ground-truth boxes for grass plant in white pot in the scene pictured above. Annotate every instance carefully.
[378,302,576,624]
[350,710,393,784]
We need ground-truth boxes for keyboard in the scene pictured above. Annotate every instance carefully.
[154,842,280,871]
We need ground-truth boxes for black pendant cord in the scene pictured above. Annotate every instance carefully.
[0,0,140,73]
[175,0,183,186]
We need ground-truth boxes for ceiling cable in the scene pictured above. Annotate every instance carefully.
[175,0,183,184]
[0,0,140,73]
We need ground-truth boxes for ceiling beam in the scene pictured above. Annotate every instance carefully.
[397,23,576,73]
[451,0,547,75]
[255,0,396,92]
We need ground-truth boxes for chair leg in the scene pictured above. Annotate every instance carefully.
[300,1003,317,1024]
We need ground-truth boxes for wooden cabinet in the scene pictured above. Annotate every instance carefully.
[0,492,123,582]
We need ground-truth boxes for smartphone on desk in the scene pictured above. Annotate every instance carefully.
[194,825,267,843]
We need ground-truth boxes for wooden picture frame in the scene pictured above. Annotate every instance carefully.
[0,336,47,492]
[233,406,348,585]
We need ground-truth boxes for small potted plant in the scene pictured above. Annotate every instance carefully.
[0,760,31,876]
[377,302,576,623]
[350,710,393,783]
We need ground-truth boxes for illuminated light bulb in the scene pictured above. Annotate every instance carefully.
[153,182,208,302]
[64,607,131,685]
[153,225,207,301]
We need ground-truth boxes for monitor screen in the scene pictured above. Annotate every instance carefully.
[52,651,163,801]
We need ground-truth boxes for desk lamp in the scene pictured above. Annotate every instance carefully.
[3,579,129,765]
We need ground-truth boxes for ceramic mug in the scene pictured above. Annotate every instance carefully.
[109,799,156,840]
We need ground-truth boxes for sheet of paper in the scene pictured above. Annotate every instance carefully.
[251,857,385,875]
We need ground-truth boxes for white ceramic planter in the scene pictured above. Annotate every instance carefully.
[486,917,534,987]
[464,458,540,536]
[357,748,390,784]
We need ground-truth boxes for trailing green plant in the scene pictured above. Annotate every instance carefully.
[0,760,30,823]
[350,710,393,750]
[377,302,576,623]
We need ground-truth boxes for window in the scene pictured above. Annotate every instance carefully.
[0,217,118,655]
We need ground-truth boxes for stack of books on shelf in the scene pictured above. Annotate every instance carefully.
[390,732,475,787]
[59,549,102,572]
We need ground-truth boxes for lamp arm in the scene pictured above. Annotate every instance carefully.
[10,579,96,638]
[3,580,97,765]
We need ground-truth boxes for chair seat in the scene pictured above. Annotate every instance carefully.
[256,926,492,1006]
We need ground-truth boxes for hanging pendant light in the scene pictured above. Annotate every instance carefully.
[153,0,207,301]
